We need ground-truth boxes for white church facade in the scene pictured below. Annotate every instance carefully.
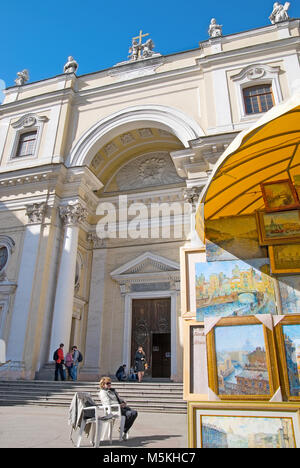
[0,14,299,381]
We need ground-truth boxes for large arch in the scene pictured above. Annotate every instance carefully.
[67,105,204,167]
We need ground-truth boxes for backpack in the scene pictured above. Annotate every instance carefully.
[77,351,83,363]
[53,349,59,361]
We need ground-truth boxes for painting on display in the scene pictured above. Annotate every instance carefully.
[260,179,299,212]
[256,210,300,246]
[274,315,300,401]
[206,316,279,400]
[195,258,277,321]
[269,244,300,274]
[205,215,267,260]
[189,401,300,448]
[278,276,300,314]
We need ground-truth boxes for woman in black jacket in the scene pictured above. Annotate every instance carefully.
[134,346,147,382]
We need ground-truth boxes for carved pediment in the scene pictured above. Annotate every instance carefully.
[111,252,180,281]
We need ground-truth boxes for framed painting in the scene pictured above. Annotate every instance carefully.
[260,179,300,212]
[206,315,280,400]
[183,320,209,400]
[274,315,300,401]
[205,214,267,260]
[195,258,277,321]
[278,276,300,314]
[188,401,300,448]
[256,210,300,245]
[180,247,206,319]
[269,244,300,274]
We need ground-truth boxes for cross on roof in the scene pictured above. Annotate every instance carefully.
[132,30,149,45]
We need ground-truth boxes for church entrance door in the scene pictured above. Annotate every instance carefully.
[131,298,171,379]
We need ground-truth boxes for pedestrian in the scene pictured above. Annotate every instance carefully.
[134,345,147,382]
[115,364,127,381]
[99,376,138,440]
[71,345,83,381]
[53,343,66,381]
[65,349,74,380]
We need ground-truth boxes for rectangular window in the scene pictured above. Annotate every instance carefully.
[243,85,274,115]
[15,131,37,158]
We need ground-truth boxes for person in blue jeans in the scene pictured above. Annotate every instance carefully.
[71,346,81,380]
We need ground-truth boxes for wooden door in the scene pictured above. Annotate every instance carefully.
[131,298,171,378]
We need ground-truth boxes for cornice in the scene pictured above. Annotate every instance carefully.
[0,87,75,115]
[197,36,300,68]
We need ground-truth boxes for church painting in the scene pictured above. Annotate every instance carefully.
[256,210,300,245]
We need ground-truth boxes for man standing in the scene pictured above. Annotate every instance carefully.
[71,345,82,381]
[54,343,65,381]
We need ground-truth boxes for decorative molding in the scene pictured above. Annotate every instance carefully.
[232,64,281,82]
[111,251,180,295]
[109,151,184,192]
[25,202,46,224]
[11,113,48,129]
[59,203,88,227]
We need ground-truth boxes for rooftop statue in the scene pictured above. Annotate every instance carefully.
[142,39,155,58]
[128,30,158,61]
[208,18,223,37]
[15,69,29,86]
[269,2,290,24]
[63,56,78,74]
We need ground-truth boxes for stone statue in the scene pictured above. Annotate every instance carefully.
[142,39,155,58]
[128,39,140,61]
[15,69,29,86]
[269,2,290,24]
[208,18,223,38]
[63,56,78,74]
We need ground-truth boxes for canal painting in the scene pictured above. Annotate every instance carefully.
[201,415,295,448]
[195,259,277,321]
[282,325,300,396]
[215,324,270,396]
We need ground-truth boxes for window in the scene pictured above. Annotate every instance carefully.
[15,131,37,158]
[0,247,8,272]
[243,85,274,115]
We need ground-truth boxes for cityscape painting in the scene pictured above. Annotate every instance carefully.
[195,259,277,321]
[282,324,300,397]
[201,414,295,448]
[214,324,270,396]
[278,276,300,314]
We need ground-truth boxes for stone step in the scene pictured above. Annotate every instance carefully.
[0,380,186,413]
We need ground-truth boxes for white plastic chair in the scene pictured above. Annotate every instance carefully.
[103,403,127,440]
[76,405,115,448]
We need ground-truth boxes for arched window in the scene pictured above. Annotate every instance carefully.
[0,247,8,272]
[243,85,274,115]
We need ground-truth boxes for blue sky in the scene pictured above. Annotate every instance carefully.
[0,0,300,90]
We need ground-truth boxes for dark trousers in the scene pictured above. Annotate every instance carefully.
[121,406,138,433]
[54,363,65,381]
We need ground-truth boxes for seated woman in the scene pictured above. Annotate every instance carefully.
[98,376,138,440]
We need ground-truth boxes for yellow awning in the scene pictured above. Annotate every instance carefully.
[199,89,300,223]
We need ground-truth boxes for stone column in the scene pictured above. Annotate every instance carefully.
[6,203,46,372]
[80,234,107,380]
[49,203,87,357]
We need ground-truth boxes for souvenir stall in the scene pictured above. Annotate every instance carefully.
[181,89,300,448]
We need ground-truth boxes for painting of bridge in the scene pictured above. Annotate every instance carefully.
[195,259,277,321]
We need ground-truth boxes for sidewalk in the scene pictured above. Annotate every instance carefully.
[0,405,188,448]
